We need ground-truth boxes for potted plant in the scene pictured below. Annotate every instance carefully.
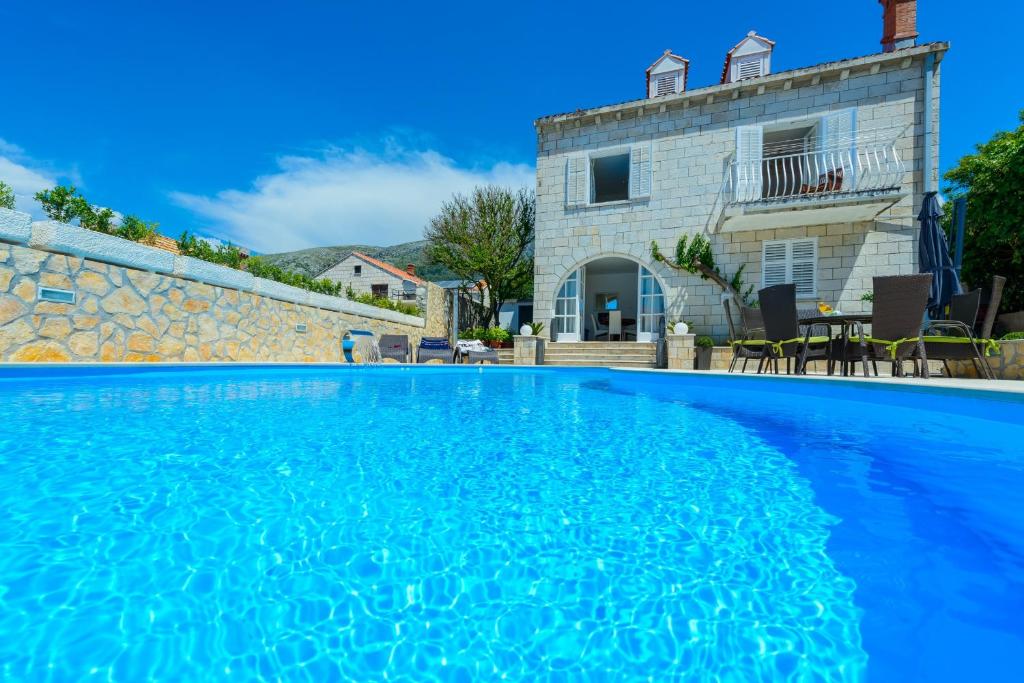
[694,335,714,370]
[485,327,511,349]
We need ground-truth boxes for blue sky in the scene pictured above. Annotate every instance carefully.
[0,0,1021,252]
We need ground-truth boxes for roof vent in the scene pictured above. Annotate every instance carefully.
[646,50,689,99]
[721,31,775,84]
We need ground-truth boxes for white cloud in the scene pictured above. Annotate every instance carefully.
[170,144,535,253]
[0,139,62,216]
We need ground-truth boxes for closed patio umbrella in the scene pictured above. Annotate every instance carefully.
[918,191,961,319]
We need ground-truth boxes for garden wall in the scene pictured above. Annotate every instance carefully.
[947,340,1024,381]
[0,209,447,362]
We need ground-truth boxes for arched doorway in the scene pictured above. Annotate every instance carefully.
[552,256,666,342]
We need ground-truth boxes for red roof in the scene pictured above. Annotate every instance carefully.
[349,251,425,285]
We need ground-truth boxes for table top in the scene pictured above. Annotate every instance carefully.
[799,313,872,325]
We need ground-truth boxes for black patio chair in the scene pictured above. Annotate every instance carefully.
[723,298,768,373]
[756,284,831,375]
[921,289,996,379]
[839,274,932,378]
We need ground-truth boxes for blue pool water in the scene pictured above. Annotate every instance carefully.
[0,366,1022,681]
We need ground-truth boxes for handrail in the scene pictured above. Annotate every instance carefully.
[727,138,906,204]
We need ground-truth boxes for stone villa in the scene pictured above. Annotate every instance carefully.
[318,251,426,310]
[532,0,945,342]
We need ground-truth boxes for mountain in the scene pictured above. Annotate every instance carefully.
[258,240,458,282]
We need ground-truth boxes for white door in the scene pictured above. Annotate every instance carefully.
[636,266,665,342]
[553,268,584,342]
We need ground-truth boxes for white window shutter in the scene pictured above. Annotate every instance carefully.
[819,109,858,190]
[629,144,652,199]
[762,241,788,288]
[565,154,588,207]
[790,239,817,297]
[734,125,764,202]
[762,238,817,296]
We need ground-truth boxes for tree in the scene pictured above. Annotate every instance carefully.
[34,185,88,223]
[943,111,1024,312]
[425,186,535,328]
[0,181,15,210]
[80,205,116,234]
[116,215,158,243]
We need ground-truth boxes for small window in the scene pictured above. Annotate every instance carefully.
[354,265,362,276]
[654,71,678,97]
[762,238,818,297]
[371,284,388,298]
[736,57,764,81]
[591,153,630,203]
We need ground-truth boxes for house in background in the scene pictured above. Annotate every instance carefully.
[532,0,943,343]
[318,251,426,310]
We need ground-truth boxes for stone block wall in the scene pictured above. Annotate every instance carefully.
[947,340,1024,381]
[1,239,447,363]
[533,45,944,341]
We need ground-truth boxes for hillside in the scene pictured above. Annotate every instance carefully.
[259,240,458,282]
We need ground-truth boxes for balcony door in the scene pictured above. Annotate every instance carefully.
[636,266,665,342]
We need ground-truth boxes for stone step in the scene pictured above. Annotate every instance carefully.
[543,358,657,368]
[544,353,657,363]
[543,348,657,357]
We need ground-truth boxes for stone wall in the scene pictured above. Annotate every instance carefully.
[1,226,448,363]
[533,44,945,341]
[947,340,1024,381]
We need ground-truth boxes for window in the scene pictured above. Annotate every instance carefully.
[654,71,679,97]
[354,265,362,276]
[735,56,764,80]
[566,144,651,207]
[371,284,388,298]
[762,238,818,297]
[591,153,629,203]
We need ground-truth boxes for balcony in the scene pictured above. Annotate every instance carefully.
[720,131,908,232]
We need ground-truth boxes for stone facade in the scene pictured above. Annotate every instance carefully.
[318,252,424,311]
[947,340,1024,381]
[0,241,447,363]
[533,43,946,342]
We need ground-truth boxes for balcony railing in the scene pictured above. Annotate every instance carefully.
[727,136,906,204]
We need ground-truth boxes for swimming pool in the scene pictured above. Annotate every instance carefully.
[0,366,1021,681]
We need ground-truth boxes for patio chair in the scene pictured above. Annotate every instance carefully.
[920,289,997,380]
[757,284,831,375]
[724,298,768,373]
[978,275,1006,340]
[378,334,411,363]
[464,348,500,364]
[416,336,455,364]
[590,313,609,341]
[841,274,933,378]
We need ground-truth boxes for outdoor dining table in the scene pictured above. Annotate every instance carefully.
[798,312,873,377]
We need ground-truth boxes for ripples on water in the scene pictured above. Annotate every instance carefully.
[0,367,1021,681]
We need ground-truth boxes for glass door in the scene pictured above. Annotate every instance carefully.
[553,268,583,342]
[636,266,665,342]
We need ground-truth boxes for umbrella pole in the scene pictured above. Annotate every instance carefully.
[952,196,967,286]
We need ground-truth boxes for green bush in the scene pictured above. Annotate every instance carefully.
[695,335,715,348]
[34,185,87,223]
[486,327,511,343]
[116,215,158,243]
[528,321,544,336]
[1001,331,1024,341]
[459,327,485,341]
[0,181,16,210]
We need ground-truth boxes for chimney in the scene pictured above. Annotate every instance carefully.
[405,263,416,276]
[880,0,918,52]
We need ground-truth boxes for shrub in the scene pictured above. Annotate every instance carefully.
[486,327,511,343]
[79,206,117,234]
[0,181,15,210]
[1001,331,1024,341]
[528,321,544,336]
[116,215,158,243]
[35,185,87,223]
[459,327,485,341]
[695,335,715,348]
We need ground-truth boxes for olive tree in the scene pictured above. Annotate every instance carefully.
[425,186,534,328]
